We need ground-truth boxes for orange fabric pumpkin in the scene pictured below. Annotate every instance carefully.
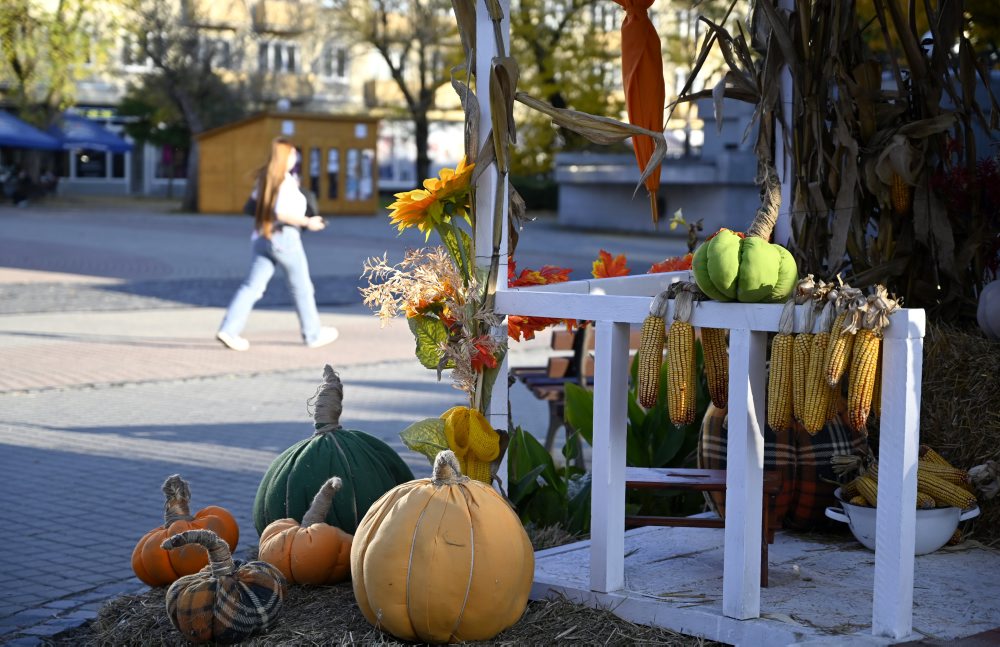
[132,475,240,587]
[258,477,353,585]
[351,451,534,643]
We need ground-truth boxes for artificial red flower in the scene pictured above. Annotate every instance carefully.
[507,259,576,341]
[469,336,499,371]
[592,250,630,278]
[648,253,693,273]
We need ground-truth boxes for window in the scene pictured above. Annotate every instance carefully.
[259,41,299,73]
[112,153,126,179]
[202,38,232,70]
[121,33,152,69]
[309,148,321,196]
[326,149,339,199]
[320,45,347,78]
[75,150,107,178]
[345,149,359,201]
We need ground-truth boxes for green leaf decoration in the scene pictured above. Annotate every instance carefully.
[563,382,594,446]
[399,417,449,464]
[408,316,449,370]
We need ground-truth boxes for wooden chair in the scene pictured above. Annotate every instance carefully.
[624,467,783,586]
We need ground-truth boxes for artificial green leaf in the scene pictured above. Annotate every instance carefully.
[509,464,546,506]
[399,418,448,464]
[652,426,685,467]
[564,382,594,445]
[408,316,448,370]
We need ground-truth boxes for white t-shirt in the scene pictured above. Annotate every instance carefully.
[273,174,307,220]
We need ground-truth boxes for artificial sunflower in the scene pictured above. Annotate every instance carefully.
[388,157,476,239]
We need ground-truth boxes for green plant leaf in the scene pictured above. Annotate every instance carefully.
[652,426,685,467]
[566,473,592,535]
[408,316,449,369]
[398,417,448,464]
[563,382,594,445]
[509,464,546,507]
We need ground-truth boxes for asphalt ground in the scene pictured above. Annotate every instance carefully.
[0,195,688,644]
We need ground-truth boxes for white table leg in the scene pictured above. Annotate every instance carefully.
[590,320,630,592]
[722,328,766,619]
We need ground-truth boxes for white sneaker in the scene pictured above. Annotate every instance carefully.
[216,331,250,351]
[307,326,339,348]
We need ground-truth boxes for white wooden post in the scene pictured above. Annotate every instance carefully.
[590,320,630,592]
[872,310,925,639]
[722,328,767,619]
[475,1,511,444]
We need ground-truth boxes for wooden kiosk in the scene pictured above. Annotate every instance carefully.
[196,112,380,216]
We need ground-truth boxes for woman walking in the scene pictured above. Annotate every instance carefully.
[217,137,339,351]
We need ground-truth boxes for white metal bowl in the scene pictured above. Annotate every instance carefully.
[825,487,980,555]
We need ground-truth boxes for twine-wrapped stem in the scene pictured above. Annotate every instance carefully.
[301,477,342,526]
[432,450,468,486]
[746,163,781,240]
[313,365,344,434]
[161,529,235,577]
[161,475,194,527]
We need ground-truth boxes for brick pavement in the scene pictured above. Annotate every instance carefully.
[0,200,684,643]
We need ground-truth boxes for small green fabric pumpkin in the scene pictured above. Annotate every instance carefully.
[253,365,415,536]
[692,166,798,303]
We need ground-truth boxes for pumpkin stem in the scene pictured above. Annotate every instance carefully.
[746,162,781,240]
[313,365,344,431]
[161,529,235,577]
[301,477,342,526]
[161,474,195,527]
[432,450,469,486]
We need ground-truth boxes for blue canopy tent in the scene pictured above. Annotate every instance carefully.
[0,111,62,150]
[48,114,132,153]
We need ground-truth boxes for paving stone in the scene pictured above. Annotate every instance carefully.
[2,636,44,647]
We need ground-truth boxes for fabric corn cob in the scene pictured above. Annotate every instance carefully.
[915,491,936,509]
[767,298,797,432]
[666,284,697,426]
[856,474,879,507]
[803,293,837,433]
[847,287,899,432]
[890,171,913,216]
[824,286,866,387]
[637,291,670,409]
[917,471,977,509]
[701,327,728,409]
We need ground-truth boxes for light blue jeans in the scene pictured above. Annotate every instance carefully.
[219,227,323,344]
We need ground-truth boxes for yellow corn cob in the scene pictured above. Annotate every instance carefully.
[841,479,860,499]
[850,495,869,506]
[947,529,962,546]
[919,462,974,492]
[919,446,953,468]
[667,320,696,425]
[856,474,879,507]
[848,329,881,432]
[825,384,840,423]
[917,472,977,509]
[701,327,728,409]
[792,333,813,423]
[916,491,936,509]
[767,333,794,432]
[824,312,856,387]
[803,329,832,433]
[637,315,665,408]
[871,345,882,418]
[890,171,913,216]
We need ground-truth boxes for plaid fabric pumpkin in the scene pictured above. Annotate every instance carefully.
[698,400,864,529]
[164,530,286,644]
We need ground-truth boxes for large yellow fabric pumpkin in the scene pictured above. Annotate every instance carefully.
[258,477,352,585]
[351,451,534,643]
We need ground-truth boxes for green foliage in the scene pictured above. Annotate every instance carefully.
[507,426,590,536]
[0,0,119,125]
[408,315,450,369]
[399,417,449,464]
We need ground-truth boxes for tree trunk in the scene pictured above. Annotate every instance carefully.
[182,139,199,212]
[414,114,430,184]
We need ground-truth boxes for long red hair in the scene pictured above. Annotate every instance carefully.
[254,137,296,239]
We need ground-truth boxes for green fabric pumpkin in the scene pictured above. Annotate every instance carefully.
[692,167,798,303]
[253,366,414,536]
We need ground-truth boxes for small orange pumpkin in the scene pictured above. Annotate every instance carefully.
[351,451,534,643]
[258,477,353,585]
[131,474,240,587]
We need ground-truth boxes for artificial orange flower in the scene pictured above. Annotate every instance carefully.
[648,252,693,273]
[592,250,630,278]
[387,157,476,239]
[470,336,500,372]
[507,259,575,341]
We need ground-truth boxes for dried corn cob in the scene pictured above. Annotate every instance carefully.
[667,284,697,426]
[890,171,913,216]
[841,479,860,499]
[871,344,882,418]
[803,293,837,433]
[824,286,866,387]
[847,287,899,432]
[856,474,879,507]
[947,529,962,546]
[791,277,821,424]
[767,298,797,432]
[917,472,977,509]
[919,462,974,492]
[919,446,952,468]
[850,495,869,506]
[637,291,670,409]
[916,491,936,509]
[701,327,728,409]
